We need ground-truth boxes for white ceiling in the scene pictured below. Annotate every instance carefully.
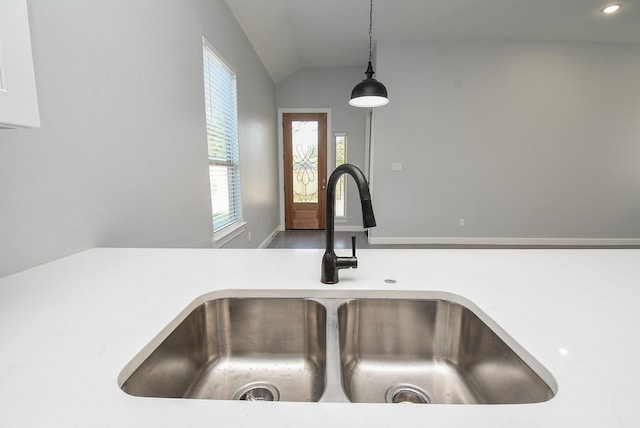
[224,0,640,83]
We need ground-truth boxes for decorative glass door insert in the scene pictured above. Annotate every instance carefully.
[292,120,319,203]
[283,113,327,230]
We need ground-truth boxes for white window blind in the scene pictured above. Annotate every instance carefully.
[334,133,348,218]
[202,38,243,233]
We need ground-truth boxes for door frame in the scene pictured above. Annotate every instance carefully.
[278,108,332,231]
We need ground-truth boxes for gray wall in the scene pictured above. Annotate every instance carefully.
[0,0,279,277]
[276,66,370,229]
[372,41,640,244]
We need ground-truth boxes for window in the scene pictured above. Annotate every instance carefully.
[202,37,243,240]
[334,133,348,217]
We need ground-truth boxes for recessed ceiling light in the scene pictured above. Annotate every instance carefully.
[602,4,622,14]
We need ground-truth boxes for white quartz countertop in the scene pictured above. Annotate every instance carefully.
[1,248,639,427]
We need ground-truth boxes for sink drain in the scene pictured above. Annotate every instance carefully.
[386,385,431,404]
[234,382,280,402]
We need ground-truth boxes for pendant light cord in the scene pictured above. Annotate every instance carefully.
[368,0,373,61]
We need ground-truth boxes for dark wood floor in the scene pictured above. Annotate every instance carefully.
[266,230,640,250]
[266,230,503,249]
[267,231,373,249]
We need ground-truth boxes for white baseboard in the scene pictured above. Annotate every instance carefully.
[258,226,282,249]
[367,236,640,246]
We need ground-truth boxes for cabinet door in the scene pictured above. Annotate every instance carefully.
[0,0,40,129]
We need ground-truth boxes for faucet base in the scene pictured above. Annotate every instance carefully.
[321,251,357,284]
[321,251,339,284]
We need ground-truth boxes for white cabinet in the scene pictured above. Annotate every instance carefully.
[0,0,40,128]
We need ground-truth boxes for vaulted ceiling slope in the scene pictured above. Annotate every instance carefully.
[225,0,640,83]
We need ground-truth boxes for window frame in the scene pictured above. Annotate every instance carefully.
[202,36,245,246]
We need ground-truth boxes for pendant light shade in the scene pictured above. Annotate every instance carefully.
[349,61,389,107]
[350,0,389,108]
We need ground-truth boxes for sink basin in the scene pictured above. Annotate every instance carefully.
[119,290,556,404]
[120,298,327,402]
[338,298,555,404]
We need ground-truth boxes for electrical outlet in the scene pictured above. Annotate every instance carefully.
[459,219,465,227]
[391,162,403,171]
[248,232,252,242]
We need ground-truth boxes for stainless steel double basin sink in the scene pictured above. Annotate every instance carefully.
[119,290,556,404]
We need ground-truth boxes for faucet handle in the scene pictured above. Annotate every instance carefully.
[336,236,358,271]
[351,235,356,258]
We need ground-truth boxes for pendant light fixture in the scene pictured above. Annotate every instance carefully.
[349,0,389,108]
